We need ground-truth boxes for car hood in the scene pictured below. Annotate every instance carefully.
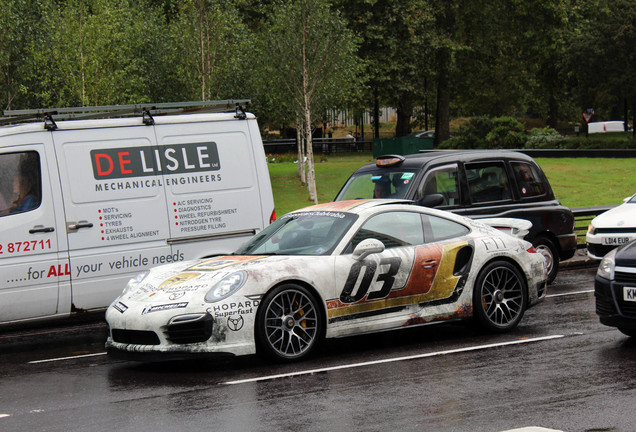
[592,203,636,228]
[615,240,636,267]
[119,255,313,305]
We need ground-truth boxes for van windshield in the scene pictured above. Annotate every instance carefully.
[335,170,417,200]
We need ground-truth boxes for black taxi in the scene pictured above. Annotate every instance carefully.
[335,150,577,283]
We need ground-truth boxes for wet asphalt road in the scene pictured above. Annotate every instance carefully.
[1,265,634,432]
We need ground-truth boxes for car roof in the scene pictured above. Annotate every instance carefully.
[355,150,535,172]
[288,199,410,216]
[287,199,470,224]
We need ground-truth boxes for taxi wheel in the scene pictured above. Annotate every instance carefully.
[532,236,558,284]
[256,284,322,362]
[473,261,527,332]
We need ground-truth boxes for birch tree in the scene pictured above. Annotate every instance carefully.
[171,0,251,101]
[260,0,361,204]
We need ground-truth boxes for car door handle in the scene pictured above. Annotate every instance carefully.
[67,221,94,232]
[29,225,55,234]
[421,259,437,269]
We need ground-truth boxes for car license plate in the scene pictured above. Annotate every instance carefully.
[602,237,629,246]
[625,287,636,302]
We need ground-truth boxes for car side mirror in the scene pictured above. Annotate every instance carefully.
[353,238,385,261]
[415,193,444,208]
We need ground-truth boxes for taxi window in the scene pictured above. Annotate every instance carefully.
[511,162,546,198]
[348,211,424,251]
[0,151,42,217]
[418,164,459,206]
[465,162,511,203]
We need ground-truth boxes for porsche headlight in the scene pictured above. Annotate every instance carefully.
[597,249,617,280]
[205,271,248,303]
[122,270,149,295]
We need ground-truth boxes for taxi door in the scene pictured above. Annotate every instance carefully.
[0,137,68,323]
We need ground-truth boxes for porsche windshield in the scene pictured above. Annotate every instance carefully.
[335,170,417,200]
[234,211,358,256]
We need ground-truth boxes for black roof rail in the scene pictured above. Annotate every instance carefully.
[0,100,251,126]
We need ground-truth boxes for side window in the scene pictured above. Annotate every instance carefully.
[349,211,424,251]
[423,214,470,243]
[511,162,546,197]
[0,151,42,217]
[418,164,459,206]
[465,162,511,203]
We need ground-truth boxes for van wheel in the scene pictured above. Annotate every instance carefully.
[473,261,527,332]
[532,236,558,284]
[256,284,322,362]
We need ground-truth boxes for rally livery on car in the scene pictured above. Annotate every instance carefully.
[106,200,547,362]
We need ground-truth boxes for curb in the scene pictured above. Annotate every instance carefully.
[560,248,598,269]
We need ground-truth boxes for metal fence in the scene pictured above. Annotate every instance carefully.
[572,206,614,248]
[263,138,373,154]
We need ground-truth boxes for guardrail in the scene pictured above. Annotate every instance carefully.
[263,138,373,154]
[572,205,614,247]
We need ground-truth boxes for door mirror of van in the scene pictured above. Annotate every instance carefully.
[415,194,444,208]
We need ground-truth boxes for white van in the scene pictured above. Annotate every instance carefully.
[587,121,625,134]
[0,101,275,326]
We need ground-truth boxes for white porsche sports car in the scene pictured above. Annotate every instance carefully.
[587,193,636,259]
[106,200,547,362]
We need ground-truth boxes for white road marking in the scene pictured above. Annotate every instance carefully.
[223,334,566,385]
[500,427,563,432]
[546,289,594,298]
[28,352,107,364]
[0,414,10,419]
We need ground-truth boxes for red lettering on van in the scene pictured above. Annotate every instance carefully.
[118,152,133,174]
[94,153,114,176]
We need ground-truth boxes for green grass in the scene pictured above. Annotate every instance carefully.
[535,157,635,208]
[269,153,635,216]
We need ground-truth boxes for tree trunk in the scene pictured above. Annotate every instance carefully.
[373,87,380,139]
[632,99,636,140]
[297,129,306,185]
[435,49,451,146]
[395,100,413,137]
[301,13,317,205]
[547,89,558,129]
[305,107,318,204]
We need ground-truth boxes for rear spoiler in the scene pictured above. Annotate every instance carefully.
[478,218,532,239]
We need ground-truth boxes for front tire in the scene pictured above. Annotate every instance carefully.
[256,284,322,362]
[473,261,527,332]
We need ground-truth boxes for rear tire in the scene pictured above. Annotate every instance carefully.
[473,261,527,332]
[532,236,558,284]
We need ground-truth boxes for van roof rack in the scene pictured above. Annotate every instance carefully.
[0,99,251,126]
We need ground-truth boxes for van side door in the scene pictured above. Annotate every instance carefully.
[52,125,172,310]
[0,139,67,322]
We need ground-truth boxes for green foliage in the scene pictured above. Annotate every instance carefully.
[485,117,525,148]
[169,0,253,101]
[439,116,494,149]
[562,133,635,149]
[525,127,566,149]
